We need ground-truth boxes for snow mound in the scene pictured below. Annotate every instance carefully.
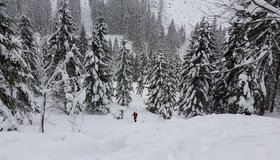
[1,114,280,160]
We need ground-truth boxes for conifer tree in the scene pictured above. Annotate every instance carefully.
[147,13,159,53]
[83,16,112,114]
[146,52,176,119]
[177,25,186,46]
[136,52,147,97]
[0,2,34,131]
[241,0,279,114]
[115,40,133,106]
[166,19,177,53]
[113,38,119,59]
[145,50,156,85]
[84,31,110,114]
[17,15,41,97]
[176,19,216,118]
[77,25,88,61]
[18,15,37,74]
[95,16,113,100]
[46,0,82,114]
[216,2,270,115]
[112,38,119,77]
[214,21,249,114]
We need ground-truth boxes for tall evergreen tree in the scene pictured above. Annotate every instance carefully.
[177,25,186,46]
[112,38,119,77]
[17,15,38,78]
[166,19,177,53]
[146,52,176,119]
[242,0,279,114]
[214,21,251,114]
[136,52,147,97]
[0,2,34,131]
[77,25,88,61]
[176,19,216,118]
[147,13,159,53]
[217,0,278,115]
[46,0,82,114]
[115,40,133,106]
[84,31,110,114]
[83,16,112,114]
[95,15,113,100]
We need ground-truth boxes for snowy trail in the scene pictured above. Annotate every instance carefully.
[1,114,280,160]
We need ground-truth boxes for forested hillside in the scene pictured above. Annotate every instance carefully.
[1,0,280,131]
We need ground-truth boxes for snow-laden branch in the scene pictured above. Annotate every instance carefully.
[252,0,280,16]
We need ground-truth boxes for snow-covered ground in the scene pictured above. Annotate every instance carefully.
[1,87,280,160]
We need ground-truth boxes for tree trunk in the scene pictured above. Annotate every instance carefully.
[40,93,46,133]
[269,54,280,113]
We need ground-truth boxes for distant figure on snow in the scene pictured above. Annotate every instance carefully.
[116,110,124,120]
[132,112,138,122]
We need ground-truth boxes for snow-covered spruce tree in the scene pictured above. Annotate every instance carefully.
[219,0,279,115]
[146,52,176,119]
[46,0,82,114]
[241,0,280,114]
[113,38,119,60]
[136,52,147,97]
[115,40,133,106]
[77,25,88,62]
[215,19,253,114]
[83,31,111,114]
[18,15,37,75]
[168,53,182,86]
[176,19,216,118]
[111,38,119,79]
[0,2,34,131]
[94,16,113,100]
[145,50,156,85]
[17,15,41,96]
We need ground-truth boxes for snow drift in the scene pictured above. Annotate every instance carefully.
[1,114,280,160]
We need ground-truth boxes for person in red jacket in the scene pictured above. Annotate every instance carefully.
[132,112,138,122]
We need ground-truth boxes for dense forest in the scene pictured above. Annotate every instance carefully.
[1,0,280,132]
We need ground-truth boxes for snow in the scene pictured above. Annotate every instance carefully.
[151,0,226,36]
[250,0,280,16]
[1,114,280,160]
[51,0,58,19]
[80,0,93,34]
[1,84,280,160]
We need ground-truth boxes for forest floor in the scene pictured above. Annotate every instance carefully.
[1,86,280,160]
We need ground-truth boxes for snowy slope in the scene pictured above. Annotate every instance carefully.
[1,85,280,160]
[151,0,226,36]
[1,114,280,160]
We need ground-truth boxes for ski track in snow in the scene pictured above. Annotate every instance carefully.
[1,86,280,160]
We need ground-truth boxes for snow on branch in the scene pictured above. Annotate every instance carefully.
[252,0,280,16]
